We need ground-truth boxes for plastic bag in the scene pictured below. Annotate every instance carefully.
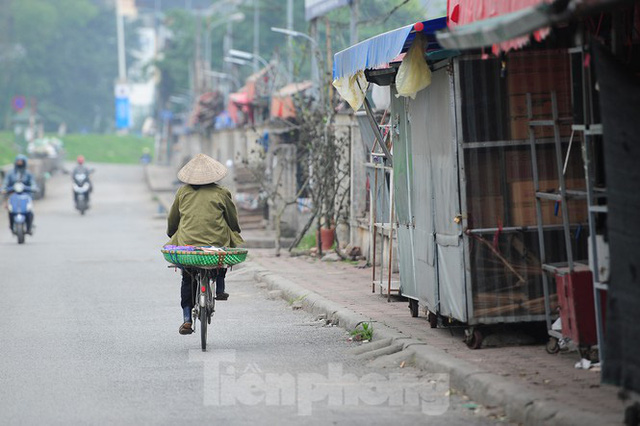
[396,33,431,99]
[332,70,368,111]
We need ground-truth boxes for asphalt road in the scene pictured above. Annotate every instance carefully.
[0,164,506,425]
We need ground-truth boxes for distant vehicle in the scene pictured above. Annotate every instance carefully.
[72,168,93,215]
[6,181,35,244]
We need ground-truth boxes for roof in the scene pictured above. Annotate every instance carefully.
[273,81,314,97]
[332,17,447,80]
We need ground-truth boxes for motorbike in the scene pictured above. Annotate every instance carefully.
[7,181,34,244]
[73,170,91,215]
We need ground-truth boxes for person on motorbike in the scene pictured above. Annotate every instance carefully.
[1,155,37,234]
[166,153,244,335]
[71,155,93,203]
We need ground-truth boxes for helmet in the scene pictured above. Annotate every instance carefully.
[77,155,85,165]
[14,154,27,170]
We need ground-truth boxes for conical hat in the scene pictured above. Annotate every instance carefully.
[177,153,228,185]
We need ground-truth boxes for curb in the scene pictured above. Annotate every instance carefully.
[251,264,614,426]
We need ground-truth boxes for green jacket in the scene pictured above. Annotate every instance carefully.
[166,184,244,248]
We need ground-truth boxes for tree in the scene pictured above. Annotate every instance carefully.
[153,9,196,112]
[0,0,122,132]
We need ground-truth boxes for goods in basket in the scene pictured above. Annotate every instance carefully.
[161,245,248,267]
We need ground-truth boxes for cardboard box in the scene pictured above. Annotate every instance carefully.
[509,118,573,141]
[509,179,584,205]
[506,50,574,140]
[467,196,505,229]
[507,50,572,95]
[505,149,560,182]
[510,200,587,227]
[465,151,502,196]
[508,93,572,118]
[508,74,572,96]
[510,202,562,226]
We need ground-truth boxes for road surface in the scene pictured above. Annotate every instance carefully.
[0,164,507,425]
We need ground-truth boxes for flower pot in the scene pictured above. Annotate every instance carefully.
[317,227,335,251]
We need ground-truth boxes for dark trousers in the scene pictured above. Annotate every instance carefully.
[180,268,227,309]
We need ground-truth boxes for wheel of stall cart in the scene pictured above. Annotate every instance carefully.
[545,337,560,354]
[466,329,483,350]
[409,299,419,317]
[428,312,438,328]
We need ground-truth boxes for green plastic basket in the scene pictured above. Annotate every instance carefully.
[161,248,248,267]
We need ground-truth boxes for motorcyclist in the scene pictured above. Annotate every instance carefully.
[71,155,93,204]
[1,155,37,234]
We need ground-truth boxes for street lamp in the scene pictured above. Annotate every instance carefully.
[224,56,250,66]
[270,27,317,47]
[271,26,319,90]
[228,49,270,70]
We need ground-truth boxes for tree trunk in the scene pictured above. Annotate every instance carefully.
[274,211,282,257]
[288,211,317,251]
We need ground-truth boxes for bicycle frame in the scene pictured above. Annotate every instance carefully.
[169,264,221,350]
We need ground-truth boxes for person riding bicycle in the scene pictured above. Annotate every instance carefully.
[166,153,243,335]
[1,155,38,234]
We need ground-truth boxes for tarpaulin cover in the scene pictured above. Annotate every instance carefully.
[270,81,314,119]
[594,43,640,393]
[390,87,418,301]
[332,18,447,80]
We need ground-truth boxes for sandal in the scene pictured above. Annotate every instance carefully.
[179,322,193,335]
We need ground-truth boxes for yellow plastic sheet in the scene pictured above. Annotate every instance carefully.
[332,71,368,111]
[396,34,431,99]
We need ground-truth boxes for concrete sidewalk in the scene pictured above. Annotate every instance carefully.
[247,249,625,425]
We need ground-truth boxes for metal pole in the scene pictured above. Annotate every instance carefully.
[253,0,260,73]
[195,15,202,93]
[116,0,126,81]
[387,184,395,302]
[325,17,333,104]
[528,93,552,332]
[309,19,321,102]
[287,0,293,78]
[350,0,359,45]
[372,165,378,293]
[223,22,234,99]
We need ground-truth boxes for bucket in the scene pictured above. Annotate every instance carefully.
[317,227,335,251]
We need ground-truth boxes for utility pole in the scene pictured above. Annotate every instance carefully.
[195,13,202,93]
[350,0,359,45]
[116,0,127,82]
[223,22,235,100]
[287,0,293,79]
[309,18,322,105]
[253,0,260,73]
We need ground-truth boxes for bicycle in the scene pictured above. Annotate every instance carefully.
[173,265,218,351]
[162,246,248,351]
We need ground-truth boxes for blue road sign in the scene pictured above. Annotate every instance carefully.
[115,96,131,129]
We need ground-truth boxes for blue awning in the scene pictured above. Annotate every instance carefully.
[333,17,448,80]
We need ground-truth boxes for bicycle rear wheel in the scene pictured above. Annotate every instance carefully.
[198,273,209,351]
[200,302,208,350]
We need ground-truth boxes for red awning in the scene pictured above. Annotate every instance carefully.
[229,91,251,105]
[447,0,553,54]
